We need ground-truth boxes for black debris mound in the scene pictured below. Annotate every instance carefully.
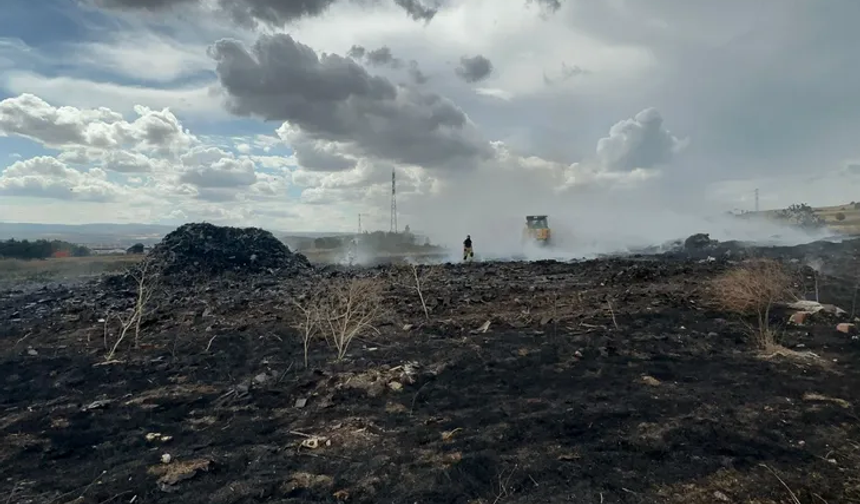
[684,233,715,250]
[148,222,311,278]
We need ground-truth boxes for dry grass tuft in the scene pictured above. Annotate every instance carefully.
[710,258,794,350]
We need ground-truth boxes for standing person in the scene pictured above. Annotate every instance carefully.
[463,235,474,262]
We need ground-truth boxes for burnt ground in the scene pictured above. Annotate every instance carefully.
[2,240,860,503]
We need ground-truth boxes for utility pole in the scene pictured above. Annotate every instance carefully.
[390,168,398,233]
[754,188,759,213]
[358,213,362,234]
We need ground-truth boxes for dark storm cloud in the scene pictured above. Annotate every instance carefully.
[347,45,367,59]
[348,45,401,68]
[455,55,493,83]
[348,45,428,84]
[93,0,437,26]
[393,0,437,22]
[366,47,401,68]
[208,34,492,169]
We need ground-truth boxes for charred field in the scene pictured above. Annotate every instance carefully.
[3,224,860,504]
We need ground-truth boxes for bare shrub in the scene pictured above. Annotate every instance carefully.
[710,259,794,349]
[104,256,159,361]
[836,212,847,221]
[293,277,386,362]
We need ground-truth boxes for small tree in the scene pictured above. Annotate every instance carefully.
[710,259,794,350]
[835,212,846,222]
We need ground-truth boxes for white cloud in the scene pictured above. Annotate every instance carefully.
[0,93,198,155]
[180,156,257,188]
[0,156,128,202]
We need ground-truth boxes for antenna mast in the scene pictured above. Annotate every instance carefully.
[390,168,398,233]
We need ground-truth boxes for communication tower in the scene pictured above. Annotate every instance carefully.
[390,168,398,233]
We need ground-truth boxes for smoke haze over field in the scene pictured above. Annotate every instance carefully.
[407,186,835,263]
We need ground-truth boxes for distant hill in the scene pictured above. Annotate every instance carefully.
[0,223,175,246]
[746,202,860,236]
[0,222,353,247]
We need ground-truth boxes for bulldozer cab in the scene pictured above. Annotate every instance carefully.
[526,215,549,229]
[523,215,551,245]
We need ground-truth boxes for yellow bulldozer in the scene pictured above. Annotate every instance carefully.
[523,215,551,246]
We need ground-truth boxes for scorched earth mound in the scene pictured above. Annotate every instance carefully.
[147,222,311,278]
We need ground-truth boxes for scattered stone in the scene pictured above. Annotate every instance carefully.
[149,458,213,492]
[641,375,661,387]
[785,300,847,317]
[26,347,37,356]
[294,398,308,408]
[836,323,857,335]
[713,490,730,502]
[388,381,403,391]
[385,402,408,414]
[789,311,811,325]
[81,399,111,411]
[471,320,491,334]
[282,472,334,495]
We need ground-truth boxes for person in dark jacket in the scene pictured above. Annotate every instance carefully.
[463,235,473,261]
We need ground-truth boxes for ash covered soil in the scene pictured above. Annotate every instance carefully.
[3,224,860,503]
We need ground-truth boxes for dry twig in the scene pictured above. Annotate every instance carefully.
[103,256,160,361]
[292,292,321,368]
[606,298,619,330]
[411,264,430,320]
[760,464,802,504]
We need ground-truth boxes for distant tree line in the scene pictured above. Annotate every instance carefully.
[774,203,825,230]
[0,238,91,260]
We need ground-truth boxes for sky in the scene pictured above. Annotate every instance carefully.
[0,0,859,250]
